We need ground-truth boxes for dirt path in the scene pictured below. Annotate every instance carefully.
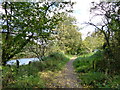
[56,57,82,88]
[41,57,82,88]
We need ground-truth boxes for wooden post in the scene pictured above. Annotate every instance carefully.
[16,60,19,68]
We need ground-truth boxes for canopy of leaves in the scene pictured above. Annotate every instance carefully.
[89,1,120,74]
[49,13,83,55]
[83,31,105,53]
[1,1,74,65]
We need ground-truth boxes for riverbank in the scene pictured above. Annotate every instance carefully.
[2,52,69,88]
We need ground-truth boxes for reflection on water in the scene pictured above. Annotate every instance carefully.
[7,58,39,65]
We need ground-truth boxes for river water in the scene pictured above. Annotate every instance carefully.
[7,58,39,65]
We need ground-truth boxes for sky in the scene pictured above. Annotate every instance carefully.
[0,0,102,39]
[67,0,101,39]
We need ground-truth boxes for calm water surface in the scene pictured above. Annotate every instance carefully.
[7,58,39,65]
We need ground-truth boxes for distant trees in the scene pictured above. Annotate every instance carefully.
[51,14,83,55]
[1,2,74,65]
[83,31,105,53]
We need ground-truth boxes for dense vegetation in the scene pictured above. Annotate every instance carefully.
[0,1,79,88]
[1,0,120,89]
[73,1,120,88]
[1,2,74,65]
[2,52,69,88]
[73,51,120,88]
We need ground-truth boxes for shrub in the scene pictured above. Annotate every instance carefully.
[80,72,108,88]
[2,52,69,88]
[73,51,120,88]
[43,52,69,71]
[6,75,45,88]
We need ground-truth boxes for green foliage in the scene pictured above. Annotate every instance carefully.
[80,72,120,88]
[74,51,103,73]
[2,64,45,88]
[16,76,44,88]
[89,1,120,75]
[80,72,108,88]
[38,52,69,71]
[83,32,104,53]
[65,54,74,58]
[6,75,45,88]
[73,51,120,88]
[2,52,69,88]
[1,2,73,65]
[51,13,83,55]
[74,57,91,73]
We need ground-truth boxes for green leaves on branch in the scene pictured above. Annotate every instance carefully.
[1,1,74,65]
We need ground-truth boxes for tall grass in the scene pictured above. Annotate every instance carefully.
[2,52,69,88]
[73,51,120,88]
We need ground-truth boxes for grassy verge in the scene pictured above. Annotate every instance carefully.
[73,51,120,88]
[65,54,74,59]
[2,52,69,88]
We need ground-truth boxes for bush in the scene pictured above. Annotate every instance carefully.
[73,51,120,88]
[42,52,69,71]
[2,65,45,88]
[7,75,45,88]
[2,52,69,88]
[80,72,108,88]
[73,57,92,73]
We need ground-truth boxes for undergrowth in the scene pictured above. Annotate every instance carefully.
[73,51,120,88]
[2,52,69,88]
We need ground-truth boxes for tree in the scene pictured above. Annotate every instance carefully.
[88,1,120,74]
[52,13,83,55]
[83,31,104,53]
[26,35,54,60]
[1,2,74,65]
[88,1,119,49]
